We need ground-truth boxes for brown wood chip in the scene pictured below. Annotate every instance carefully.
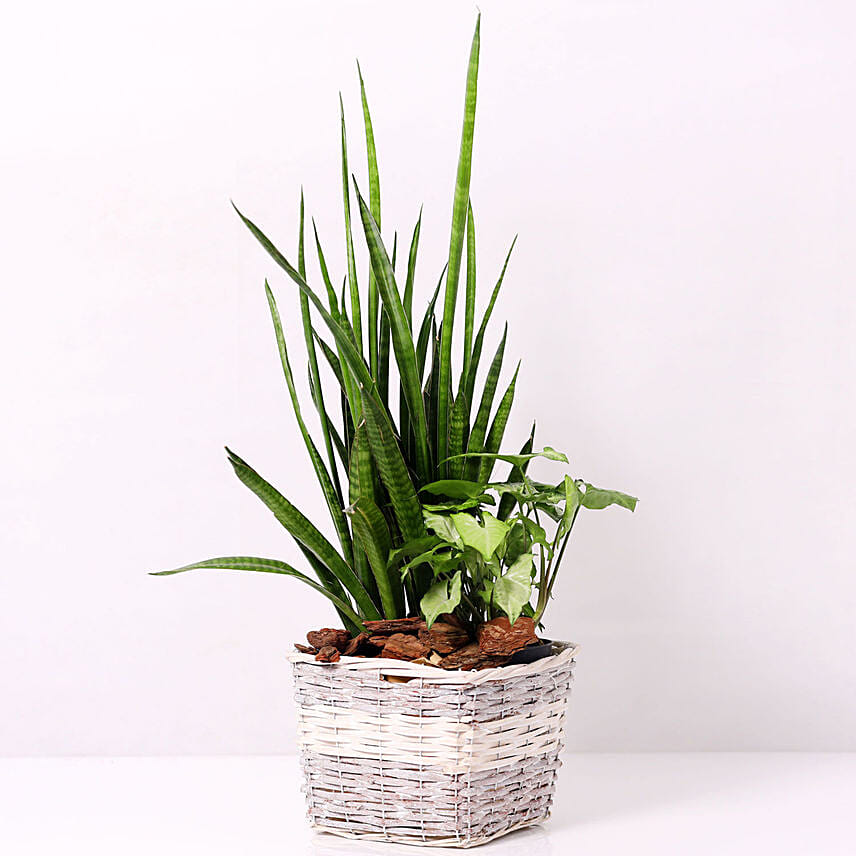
[294,643,317,654]
[362,617,425,635]
[367,635,389,649]
[342,632,370,656]
[378,632,431,661]
[437,642,509,671]
[418,621,471,654]
[306,628,351,652]
[438,612,466,630]
[477,616,538,656]
[314,645,341,663]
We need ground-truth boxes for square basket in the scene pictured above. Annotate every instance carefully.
[288,640,577,847]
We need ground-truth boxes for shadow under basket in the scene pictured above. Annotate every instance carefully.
[287,640,578,848]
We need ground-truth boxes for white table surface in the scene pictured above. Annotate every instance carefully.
[1,754,853,855]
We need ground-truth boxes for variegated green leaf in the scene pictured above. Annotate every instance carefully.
[465,325,507,480]
[347,496,402,618]
[477,361,520,483]
[225,447,381,619]
[451,511,508,561]
[150,556,363,633]
[420,570,462,629]
[493,553,534,625]
[438,16,481,473]
[359,389,425,541]
[354,181,431,483]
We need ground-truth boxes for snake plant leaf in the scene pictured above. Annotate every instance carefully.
[403,208,422,327]
[465,325,507,480]
[399,211,423,461]
[416,269,445,380]
[420,570,463,629]
[497,422,535,520]
[424,321,441,464]
[464,236,516,408]
[359,388,425,541]
[225,447,381,619]
[447,388,470,479]
[339,95,362,352]
[347,421,375,505]
[233,204,375,401]
[420,479,486,499]
[357,61,381,381]
[311,218,361,423]
[378,232,396,404]
[492,552,535,625]
[346,421,379,598]
[451,511,508,561]
[265,282,352,567]
[319,398,348,475]
[581,484,638,512]
[314,332,345,389]
[296,197,344,506]
[477,361,520,483]
[150,557,364,633]
[347,496,402,618]
[438,15,480,473]
[311,218,340,313]
[354,180,431,483]
[463,199,476,379]
[295,534,352,614]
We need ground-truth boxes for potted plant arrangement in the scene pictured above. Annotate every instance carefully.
[154,15,635,848]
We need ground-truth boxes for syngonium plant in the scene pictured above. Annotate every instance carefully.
[152,16,636,637]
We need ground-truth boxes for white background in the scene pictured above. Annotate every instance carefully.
[2,0,854,756]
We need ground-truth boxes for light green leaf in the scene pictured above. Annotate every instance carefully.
[422,495,495,512]
[420,571,463,629]
[493,553,535,625]
[451,511,508,561]
[559,475,583,537]
[423,510,463,547]
[445,446,569,469]
[497,421,535,521]
[420,479,486,499]
[581,484,638,512]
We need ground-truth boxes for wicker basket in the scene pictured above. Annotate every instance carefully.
[287,640,578,848]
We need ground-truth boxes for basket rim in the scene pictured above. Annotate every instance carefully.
[287,639,578,684]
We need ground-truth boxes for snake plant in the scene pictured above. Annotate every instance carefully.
[152,16,636,634]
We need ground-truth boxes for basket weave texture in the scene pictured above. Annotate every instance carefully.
[288,640,577,847]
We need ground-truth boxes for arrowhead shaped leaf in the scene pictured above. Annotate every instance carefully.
[581,484,638,512]
[451,511,508,561]
[492,553,534,625]
[420,571,463,629]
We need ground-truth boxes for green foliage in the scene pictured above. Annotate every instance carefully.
[152,16,636,634]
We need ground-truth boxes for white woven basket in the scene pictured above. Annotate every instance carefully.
[287,640,578,848]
